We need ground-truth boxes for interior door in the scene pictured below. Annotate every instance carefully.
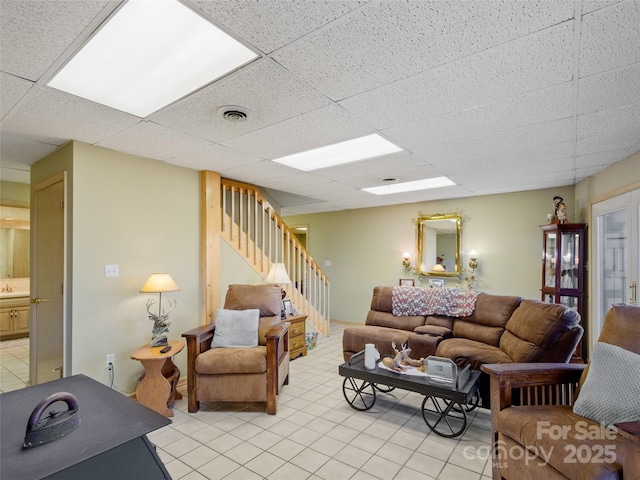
[31,174,65,385]
[591,188,640,347]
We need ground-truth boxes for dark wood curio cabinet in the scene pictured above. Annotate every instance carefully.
[541,223,587,362]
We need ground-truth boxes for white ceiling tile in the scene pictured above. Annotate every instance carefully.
[1,85,140,144]
[285,181,353,197]
[311,151,425,182]
[0,73,34,120]
[416,118,575,165]
[579,2,640,77]
[577,128,640,156]
[221,104,374,159]
[281,203,342,216]
[581,1,622,15]
[96,121,212,161]
[189,0,367,54]
[578,102,640,138]
[169,144,263,172]
[218,160,300,184]
[149,60,331,143]
[336,165,445,190]
[578,64,640,114]
[382,83,574,150]
[339,22,574,129]
[576,147,639,169]
[0,131,62,168]
[257,173,330,190]
[262,188,322,208]
[0,0,110,80]
[274,1,573,100]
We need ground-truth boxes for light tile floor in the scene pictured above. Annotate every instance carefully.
[0,337,30,393]
[0,326,493,479]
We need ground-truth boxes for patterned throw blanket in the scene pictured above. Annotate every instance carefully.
[392,286,479,317]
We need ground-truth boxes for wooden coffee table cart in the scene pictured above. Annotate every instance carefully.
[339,352,481,438]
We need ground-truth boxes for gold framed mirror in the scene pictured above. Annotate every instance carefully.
[414,212,461,277]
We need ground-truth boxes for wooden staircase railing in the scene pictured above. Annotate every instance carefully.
[220,179,330,335]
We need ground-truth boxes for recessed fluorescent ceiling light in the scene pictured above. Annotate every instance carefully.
[363,177,456,195]
[272,134,402,171]
[47,0,257,117]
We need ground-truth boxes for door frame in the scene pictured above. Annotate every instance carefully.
[589,182,640,355]
[30,172,68,385]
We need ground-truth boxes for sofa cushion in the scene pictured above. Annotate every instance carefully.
[413,325,452,337]
[435,338,511,370]
[343,326,411,358]
[365,310,425,331]
[497,405,622,480]
[500,300,581,362]
[196,346,267,375]
[573,341,640,426]
[210,308,259,348]
[452,293,522,347]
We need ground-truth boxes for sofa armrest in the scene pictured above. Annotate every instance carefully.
[615,421,640,474]
[266,322,290,414]
[481,363,586,413]
[182,323,216,413]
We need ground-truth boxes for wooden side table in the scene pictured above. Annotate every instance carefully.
[287,314,307,360]
[131,340,184,417]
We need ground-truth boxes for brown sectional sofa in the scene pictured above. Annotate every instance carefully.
[342,286,583,404]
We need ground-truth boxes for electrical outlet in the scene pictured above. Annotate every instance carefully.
[106,354,115,369]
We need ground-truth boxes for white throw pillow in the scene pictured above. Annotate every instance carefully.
[210,308,260,348]
[572,341,640,426]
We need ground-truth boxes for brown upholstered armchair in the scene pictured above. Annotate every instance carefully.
[482,304,640,480]
[182,284,289,414]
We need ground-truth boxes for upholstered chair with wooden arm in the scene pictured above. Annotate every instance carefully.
[182,284,289,414]
[482,304,640,480]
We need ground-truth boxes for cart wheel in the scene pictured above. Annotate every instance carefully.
[421,395,467,438]
[343,377,376,411]
[449,389,480,413]
[374,384,395,393]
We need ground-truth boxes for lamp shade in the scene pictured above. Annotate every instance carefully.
[265,263,292,285]
[139,273,180,293]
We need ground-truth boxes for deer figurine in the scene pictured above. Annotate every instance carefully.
[147,297,177,347]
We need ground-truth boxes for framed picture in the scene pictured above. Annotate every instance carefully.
[282,299,293,317]
[399,279,415,287]
[429,279,444,288]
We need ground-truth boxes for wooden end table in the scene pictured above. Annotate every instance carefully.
[131,340,184,417]
[287,314,308,359]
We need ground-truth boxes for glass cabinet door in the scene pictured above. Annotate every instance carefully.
[560,232,580,290]
[544,231,557,287]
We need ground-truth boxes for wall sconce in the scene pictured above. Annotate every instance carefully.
[462,251,480,291]
[402,252,411,270]
[468,250,479,270]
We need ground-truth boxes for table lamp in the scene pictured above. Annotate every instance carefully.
[140,273,180,347]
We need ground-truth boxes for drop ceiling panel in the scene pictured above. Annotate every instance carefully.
[1,85,140,145]
[218,160,300,184]
[169,144,263,172]
[221,104,374,159]
[189,0,367,54]
[257,172,332,190]
[285,181,353,197]
[96,121,212,161]
[0,0,110,80]
[578,64,640,114]
[382,83,574,150]
[0,73,33,120]
[577,102,640,138]
[149,60,331,143]
[274,1,574,101]
[576,147,640,169]
[338,22,574,131]
[579,2,640,78]
[416,118,575,165]
[577,128,640,156]
[0,132,62,169]
[310,151,426,182]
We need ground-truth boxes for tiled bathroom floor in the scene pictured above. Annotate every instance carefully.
[0,337,29,393]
